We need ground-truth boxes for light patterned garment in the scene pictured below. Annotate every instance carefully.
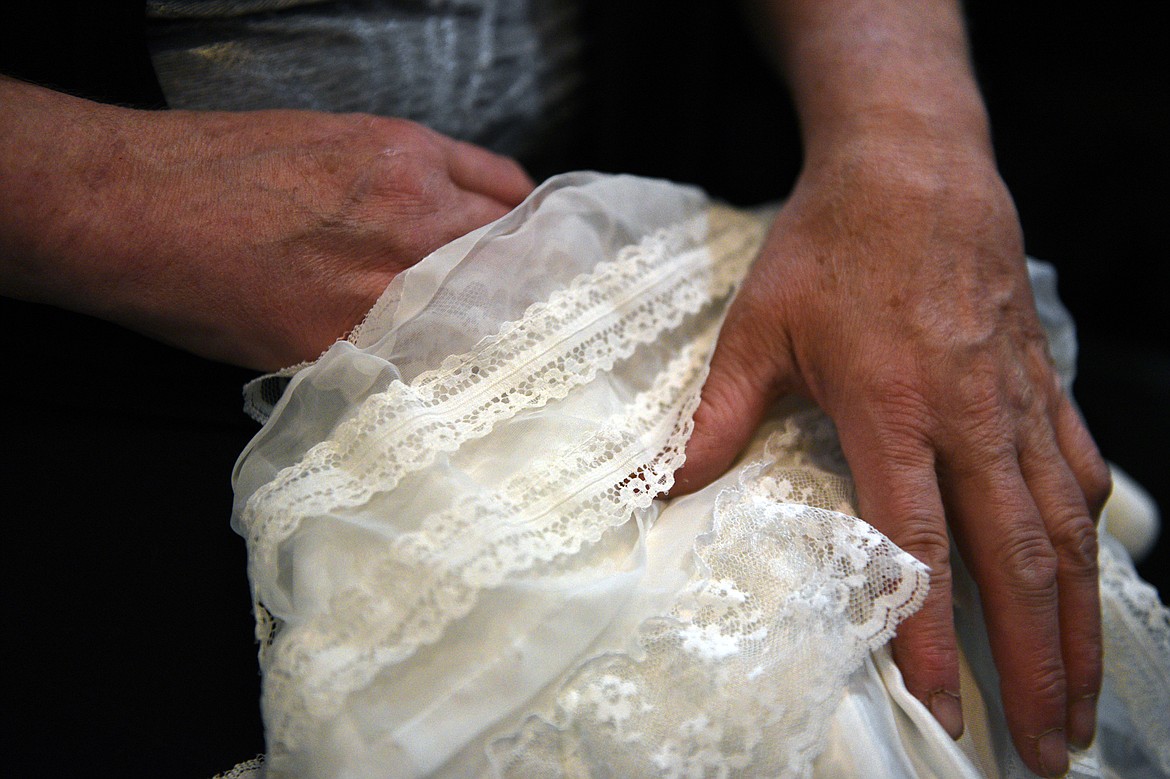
[229,174,1170,778]
[146,0,583,165]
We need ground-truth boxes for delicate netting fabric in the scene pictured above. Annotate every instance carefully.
[231,173,1170,779]
[239,204,760,583]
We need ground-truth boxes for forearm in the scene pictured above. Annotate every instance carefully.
[0,75,152,314]
[753,0,992,164]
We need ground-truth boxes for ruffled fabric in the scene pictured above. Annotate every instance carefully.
[231,173,1169,778]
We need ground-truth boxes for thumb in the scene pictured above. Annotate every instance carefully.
[671,300,797,496]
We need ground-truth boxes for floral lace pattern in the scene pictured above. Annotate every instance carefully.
[488,413,928,778]
[1099,531,1170,773]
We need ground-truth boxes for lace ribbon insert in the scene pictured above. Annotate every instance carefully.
[261,333,717,753]
[240,206,763,587]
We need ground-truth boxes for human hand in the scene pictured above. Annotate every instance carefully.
[1,80,534,370]
[674,136,1111,776]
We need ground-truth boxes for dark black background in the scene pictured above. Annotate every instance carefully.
[2,2,1165,776]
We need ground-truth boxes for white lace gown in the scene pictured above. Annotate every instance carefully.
[230,173,1169,779]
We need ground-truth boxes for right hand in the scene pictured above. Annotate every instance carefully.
[6,93,533,369]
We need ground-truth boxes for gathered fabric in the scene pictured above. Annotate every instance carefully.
[231,173,1170,778]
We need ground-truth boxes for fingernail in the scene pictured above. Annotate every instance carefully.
[1069,696,1097,749]
[928,691,964,739]
[1037,729,1068,777]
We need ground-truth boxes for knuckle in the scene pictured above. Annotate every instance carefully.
[865,372,928,413]
[953,365,1003,416]
[1026,658,1068,705]
[951,362,1041,437]
[367,115,433,148]
[861,375,938,443]
[953,417,1014,461]
[696,369,754,422]
[1003,372,1042,419]
[894,634,959,691]
[502,155,530,181]
[954,438,1018,480]
[477,147,523,178]
[1050,514,1099,576]
[708,316,792,400]
[893,513,951,571]
[364,155,451,218]
[997,532,1059,601]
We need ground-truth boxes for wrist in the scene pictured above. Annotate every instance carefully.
[796,74,995,177]
[759,0,993,168]
[800,113,997,184]
[788,123,1015,236]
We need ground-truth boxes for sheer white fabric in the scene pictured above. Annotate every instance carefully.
[231,173,1170,778]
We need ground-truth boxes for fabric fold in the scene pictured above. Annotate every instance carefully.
[232,172,1170,778]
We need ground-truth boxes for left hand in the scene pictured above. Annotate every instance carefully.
[673,135,1111,777]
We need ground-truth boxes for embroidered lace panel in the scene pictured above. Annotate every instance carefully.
[1099,532,1170,773]
[488,411,929,778]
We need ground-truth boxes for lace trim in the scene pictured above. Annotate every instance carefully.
[211,756,264,779]
[488,414,929,778]
[241,206,765,590]
[244,197,932,774]
[1099,532,1170,773]
[260,326,721,758]
[735,409,927,646]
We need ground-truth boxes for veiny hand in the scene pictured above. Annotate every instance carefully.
[674,136,1111,777]
[3,86,533,370]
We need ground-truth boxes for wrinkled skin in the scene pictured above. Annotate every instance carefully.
[1,70,1112,777]
[108,112,533,370]
[675,136,1112,777]
[2,95,533,370]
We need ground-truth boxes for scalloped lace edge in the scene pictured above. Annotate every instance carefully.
[241,207,765,587]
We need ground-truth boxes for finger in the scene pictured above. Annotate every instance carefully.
[1052,393,1113,520]
[1018,420,1102,750]
[672,344,770,495]
[445,139,535,206]
[452,189,516,229]
[392,189,514,267]
[671,289,796,495]
[943,436,1068,777]
[431,190,515,247]
[836,411,964,739]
